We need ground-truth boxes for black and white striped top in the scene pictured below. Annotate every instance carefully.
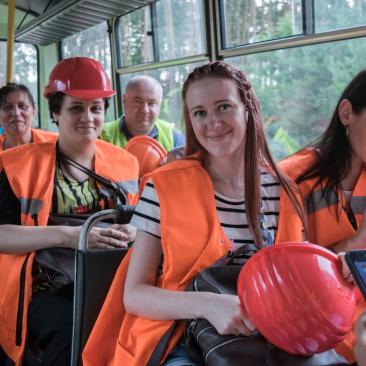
[131,172,281,250]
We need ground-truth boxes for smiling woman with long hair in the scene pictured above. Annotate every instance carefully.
[82,61,313,366]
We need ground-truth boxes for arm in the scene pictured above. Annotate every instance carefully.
[123,230,254,335]
[0,224,129,254]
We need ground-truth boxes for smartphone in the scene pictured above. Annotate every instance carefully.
[345,250,366,299]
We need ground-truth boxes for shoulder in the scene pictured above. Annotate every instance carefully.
[155,119,175,130]
[32,128,58,142]
[150,157,201,178]
[95,139,138,166]
[1,141,55,160]
[102,119,120,132]
[279,148,319,181]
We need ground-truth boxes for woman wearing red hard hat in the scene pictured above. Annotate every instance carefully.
[0,57,139,366]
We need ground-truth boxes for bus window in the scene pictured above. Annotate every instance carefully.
[315,0,366,32]
[116,0,207,130]
[221,0,303,48]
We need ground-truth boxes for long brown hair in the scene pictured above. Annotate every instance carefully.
[182,61,305,247]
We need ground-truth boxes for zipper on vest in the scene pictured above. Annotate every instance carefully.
[16,254,31,346]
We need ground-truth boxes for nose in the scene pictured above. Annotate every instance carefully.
[80,109,93,122]
[208,112,222,128]
[10,105,21,116]
[139,102,149,113]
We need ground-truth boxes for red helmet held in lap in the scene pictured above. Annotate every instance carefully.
[238,242,356,355]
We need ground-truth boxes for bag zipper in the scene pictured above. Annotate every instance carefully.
[204,337,247,362]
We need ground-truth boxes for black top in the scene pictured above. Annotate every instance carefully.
[0,170,21,224]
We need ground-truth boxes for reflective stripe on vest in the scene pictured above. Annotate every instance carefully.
[19,198,43,217]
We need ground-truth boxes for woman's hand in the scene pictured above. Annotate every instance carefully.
[337,252,355,283]
[355,312,366,366]
[109,223,137,244]
[87,226,131,249]
[204,294,255,336]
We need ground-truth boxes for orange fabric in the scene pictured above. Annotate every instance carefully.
[0,128,58,152]
[83,159,303,366]
[0,139,138,365]
[280,149,366,363]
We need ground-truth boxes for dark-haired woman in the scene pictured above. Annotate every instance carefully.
[83,61,310,366]
[280,70,366,364]
[0,57,139,366]
[0,83,57,151]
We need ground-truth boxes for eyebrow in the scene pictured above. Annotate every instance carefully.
[189,99,230,112]
[133,96,159,103]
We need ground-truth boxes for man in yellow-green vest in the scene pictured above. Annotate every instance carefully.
[100,76,184,151]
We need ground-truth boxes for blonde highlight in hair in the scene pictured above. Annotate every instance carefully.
[182,61,305,247]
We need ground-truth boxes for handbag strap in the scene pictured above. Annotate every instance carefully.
[56,147,128,205]
[146,322,176,366]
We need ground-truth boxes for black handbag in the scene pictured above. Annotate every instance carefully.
[184,246,349,366]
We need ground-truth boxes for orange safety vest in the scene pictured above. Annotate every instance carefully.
[0,128,58,152]
[83,158,303,366]
[280,148,366,363]
[0,139,139,365]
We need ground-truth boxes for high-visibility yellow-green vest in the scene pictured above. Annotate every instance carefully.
[100,118,175,151]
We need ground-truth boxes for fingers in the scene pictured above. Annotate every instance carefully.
[338,252,355,283]
[234,319,254,336]
[89,227,129,249]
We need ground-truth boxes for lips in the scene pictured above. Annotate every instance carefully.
[207,130,231,140]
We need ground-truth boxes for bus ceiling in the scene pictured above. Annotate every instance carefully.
[2,0,156,46]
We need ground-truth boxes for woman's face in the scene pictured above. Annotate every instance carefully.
[185,77,247,160]
[0,91,35,137]
[54,95,105,146]
[348,108,366,163]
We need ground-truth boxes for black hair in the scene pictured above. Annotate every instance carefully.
[297,70,366,205]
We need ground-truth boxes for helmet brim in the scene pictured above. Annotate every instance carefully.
[62,89,117,99]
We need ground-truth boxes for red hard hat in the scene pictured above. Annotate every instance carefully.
[237,242,356,355]
[44,57,116,99]
[124,136,167,178]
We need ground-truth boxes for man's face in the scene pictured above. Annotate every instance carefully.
[123,80,162,136]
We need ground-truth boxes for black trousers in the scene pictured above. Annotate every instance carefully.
[26,286,73,366]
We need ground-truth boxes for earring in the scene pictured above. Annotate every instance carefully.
[345,126,349,137]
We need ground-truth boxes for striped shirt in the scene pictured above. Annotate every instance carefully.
[131,172,280,250]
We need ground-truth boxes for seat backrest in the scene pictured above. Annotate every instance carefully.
[70,248,128,366]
